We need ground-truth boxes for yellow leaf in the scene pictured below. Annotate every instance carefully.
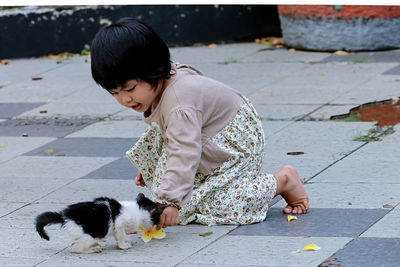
[287,215,297,222]
[208,43,217,48]
[0,143,7,148]
[44,148,55,153]
[137,226,166,243]
[302,244,320,251]
[333,50,350,55]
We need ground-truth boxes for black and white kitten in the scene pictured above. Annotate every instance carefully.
[35,193,167,253]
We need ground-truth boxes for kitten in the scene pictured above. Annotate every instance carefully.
[35,193,167,253]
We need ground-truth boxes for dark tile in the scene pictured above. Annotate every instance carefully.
[24,137,138,157]
[320,237,400,267]
[383,64,400,75]
[0,118,96,137]
[81,157,138,180]
[323,50,400,63]
[230,208,389,237]
[0,103,45,118]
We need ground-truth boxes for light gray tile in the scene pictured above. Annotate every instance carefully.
[36,178,151,204]
[0,202,27,218]
[254,104,320,121]
[0,156,117,179]
[182,236,352,267]
[16,102,125,119]
[273,183,400,209]
[362,206,400,238]
[0,177,70,203]
[0,137,56,163]
[66,120,149,138]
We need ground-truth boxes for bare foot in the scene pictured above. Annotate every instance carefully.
[274,165,309,214]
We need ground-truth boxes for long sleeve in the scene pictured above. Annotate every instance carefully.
[154,107,202,206]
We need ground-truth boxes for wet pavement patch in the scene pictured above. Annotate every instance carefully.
[81,157,138,180]
[229,208,388,237]
[321,237,400,267]
[330,97,400,127]
[0,103,46,118]
[23,137,138,157]
[0,118,96,137]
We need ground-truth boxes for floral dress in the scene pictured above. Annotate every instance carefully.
[126,97,277,225]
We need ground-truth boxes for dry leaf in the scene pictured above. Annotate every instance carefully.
[255,36,284,46]
[39,110,48,114]
[289,48,296,52]
[0,143,7,148]
[265,92,272,96]
[383,204,394,209]
[287,152,304,156]
[22,133,29,137]
[44,148,55,153]
[302,244,320,251]
[287,215,297,222]
[208,43,217,48]
[333,50,350,55]
[32,77,43,81]
[0,59,10,65]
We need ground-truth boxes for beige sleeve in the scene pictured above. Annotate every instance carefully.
[154,107,202,206]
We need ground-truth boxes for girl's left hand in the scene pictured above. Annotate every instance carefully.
[157,206,180,229]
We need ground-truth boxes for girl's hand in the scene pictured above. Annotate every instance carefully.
[157,206,180,230]
[134,171,146,187]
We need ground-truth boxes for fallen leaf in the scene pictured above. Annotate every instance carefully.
[289,48,296,52]
[137,226,166,243]
[383,204,394,209]
[255,36,284,46]
[208,43,217,48]
[286,152,304,156]
[287,215,297,222]
[265,92,272,96]
[333,50,350,55]
[39,110,48,114]
[302,244,320,251]
[0,143,7,148]
[32,76,43,81]
[199,231,213,237]
[22,133,29,137]
[44,148,55,153]
[319,73,326,77]
[0,59,10,65]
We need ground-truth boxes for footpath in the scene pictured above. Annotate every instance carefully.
[0,43,399,266]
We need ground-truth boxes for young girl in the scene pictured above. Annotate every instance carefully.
[90,18,309,229]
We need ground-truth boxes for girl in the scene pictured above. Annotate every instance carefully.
[90,18,309,229]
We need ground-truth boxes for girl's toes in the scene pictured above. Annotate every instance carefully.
[283,205,293,214]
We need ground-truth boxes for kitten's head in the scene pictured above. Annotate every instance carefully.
[136,193,168,225]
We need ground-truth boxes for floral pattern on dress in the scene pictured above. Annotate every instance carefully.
[126,96,277,225]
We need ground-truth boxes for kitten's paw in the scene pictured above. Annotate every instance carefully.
[89,245,103,253]
[118,241,132,250]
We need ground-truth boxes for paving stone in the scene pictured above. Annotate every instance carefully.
[0,202,67,229]
[66,120,149,138]
[23,137,137,157]
[321,237,400,267]
[16,102,125,119]
[0,136,56,163]
[0,156,117,179]
[323,49,400,63]
[0,177,70,204]
[32,225,233,266]
[171,42,265,63]
[54,84,115,104]
[181,236,352,267]
[383,64,400,75]
[272,183,400,209]
[81,157,138,180]
[0,103,46,118]
[362,206,400,238]
[242,48,330,63]
[0,202,27,218]
[0,257,40,267]
[230,208,388,237]
[36,178,151,204]
[313,133,400,184]
[0,118,96,137]
[253,104,320,121]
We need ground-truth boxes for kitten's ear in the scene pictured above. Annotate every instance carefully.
[136,193,145,202]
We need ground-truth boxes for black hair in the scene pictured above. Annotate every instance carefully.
[90,18,172,91]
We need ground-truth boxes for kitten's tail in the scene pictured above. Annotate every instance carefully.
[35,211,64,240]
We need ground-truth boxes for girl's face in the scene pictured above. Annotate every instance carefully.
[110,79,161,113]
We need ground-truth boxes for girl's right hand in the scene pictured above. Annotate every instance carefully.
[134,171,146,187]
